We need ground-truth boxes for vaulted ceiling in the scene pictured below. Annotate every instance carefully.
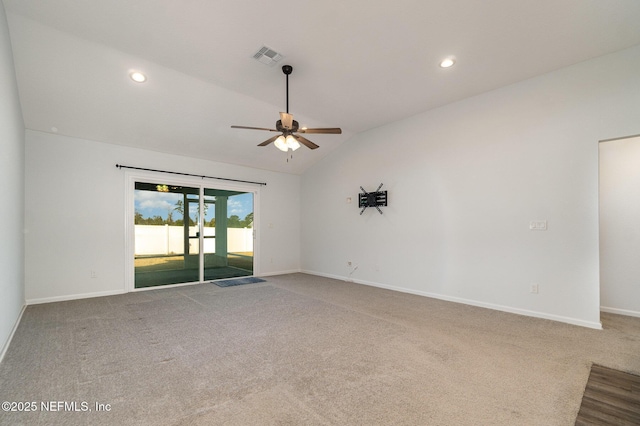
[4,0,640,174]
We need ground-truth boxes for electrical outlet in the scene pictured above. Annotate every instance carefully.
[530,284,539,294]
[529,220,548,231]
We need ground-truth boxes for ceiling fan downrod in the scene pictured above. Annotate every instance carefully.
[282,65,292,114]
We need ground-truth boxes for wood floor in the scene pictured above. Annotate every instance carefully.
[575,364,640,425]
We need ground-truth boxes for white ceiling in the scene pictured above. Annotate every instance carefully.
[4,0,640,174]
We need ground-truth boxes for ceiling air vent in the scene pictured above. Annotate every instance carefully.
[253,46,284,66]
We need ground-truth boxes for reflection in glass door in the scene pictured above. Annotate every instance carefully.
[133,181,254,289]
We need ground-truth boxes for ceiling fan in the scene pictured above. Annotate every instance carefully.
[231,65,341,151]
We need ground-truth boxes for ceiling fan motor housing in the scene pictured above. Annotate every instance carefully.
[276,119,299,132]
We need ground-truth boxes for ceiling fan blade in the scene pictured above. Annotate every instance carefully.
[280,112,294,130]
[231,125,279,132]
[293,134,320,150]
[298,127,342,134]
[258,134,282,147]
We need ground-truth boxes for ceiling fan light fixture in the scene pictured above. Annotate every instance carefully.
[274,135,288,152]
[286,135,300,151]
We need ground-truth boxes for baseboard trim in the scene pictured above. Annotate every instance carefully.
[300,270,346,282]
[301,270,603,330]
[601,306,640,318]
[0,304,26,364]
[25,271,302,304]
[260,269,302,277]
[26,289,127,305]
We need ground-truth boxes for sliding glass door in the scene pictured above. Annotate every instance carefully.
[202,189,254,281]
[133,180,254,289]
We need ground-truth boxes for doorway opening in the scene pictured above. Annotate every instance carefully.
[127,174,257,290]
[599,134,640,317]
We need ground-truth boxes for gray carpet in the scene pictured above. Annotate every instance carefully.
[1,273,639,425]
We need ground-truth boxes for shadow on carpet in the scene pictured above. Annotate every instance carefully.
[213,277,266,287]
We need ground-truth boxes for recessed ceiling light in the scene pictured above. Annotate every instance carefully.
[439,58,455,68]
[129,71,147,83]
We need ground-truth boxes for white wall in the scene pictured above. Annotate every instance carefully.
[600,135,640,317]
[302,45,640,329]
[24,130,300,302]
[0,3,25,358]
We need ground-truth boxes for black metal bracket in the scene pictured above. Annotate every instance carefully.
[359,183,387,215]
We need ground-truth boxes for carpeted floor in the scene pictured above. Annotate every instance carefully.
[1,273,639,425]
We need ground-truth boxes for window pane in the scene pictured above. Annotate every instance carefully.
[203,189,254,281]
[134,182,200,288]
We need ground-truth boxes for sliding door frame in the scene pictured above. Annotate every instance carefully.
[124,169,260,292]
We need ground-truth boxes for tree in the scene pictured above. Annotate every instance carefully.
[134,211,144,224]
[174,199,184,218]
[243,212,253,227]
[150,215,164,225]
[174,198,207,226]
[227,215,241,228]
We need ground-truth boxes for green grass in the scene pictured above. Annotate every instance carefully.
[135,253,253,273]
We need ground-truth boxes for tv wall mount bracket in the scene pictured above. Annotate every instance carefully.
[359,183,388,215]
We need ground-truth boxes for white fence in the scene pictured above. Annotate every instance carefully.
[135,225,253,255]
